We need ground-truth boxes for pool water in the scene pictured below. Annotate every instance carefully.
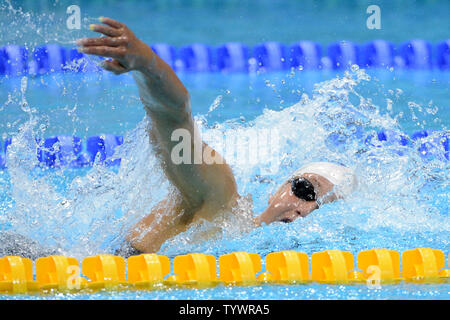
[2,0,450,46]
[3,282,449,300]
[0,0,449,300]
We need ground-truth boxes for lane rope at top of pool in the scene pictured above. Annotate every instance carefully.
[0,39,450,76]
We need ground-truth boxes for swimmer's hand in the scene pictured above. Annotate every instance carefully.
[76,17,153,74]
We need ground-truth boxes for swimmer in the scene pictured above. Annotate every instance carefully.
[0,18,357,259]
[77,18,357,255]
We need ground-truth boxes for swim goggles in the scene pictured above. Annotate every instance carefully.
[290,177,316,201]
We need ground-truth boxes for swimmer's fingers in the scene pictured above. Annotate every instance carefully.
[77,36,128,47]
[101,59,127,74]
[80,18,150,72]
[79,46,126,60]
[90,24,121,37]
[99,17,124,29]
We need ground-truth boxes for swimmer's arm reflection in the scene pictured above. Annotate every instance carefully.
[77,17,239,252]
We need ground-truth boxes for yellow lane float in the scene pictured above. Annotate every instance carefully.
[357,249,401,284]
[172,253,219,288]
[0,256,39,294]
[36,255,87,292]
[0,247,449,294]
[82,254,127,290]
[127,253,170,289]
[260,250,309,283]
[219,252,262,285]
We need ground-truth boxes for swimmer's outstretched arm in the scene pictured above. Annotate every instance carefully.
[78,18,238,252]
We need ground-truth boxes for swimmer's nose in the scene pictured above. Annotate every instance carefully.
[257,198,297,225]
[257,197,319,225]
[278,210,302,223]
[277,203,318,222]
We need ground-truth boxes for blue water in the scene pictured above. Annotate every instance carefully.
[0,0,449,299]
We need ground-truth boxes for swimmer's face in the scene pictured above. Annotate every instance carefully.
[256,173,337,225]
